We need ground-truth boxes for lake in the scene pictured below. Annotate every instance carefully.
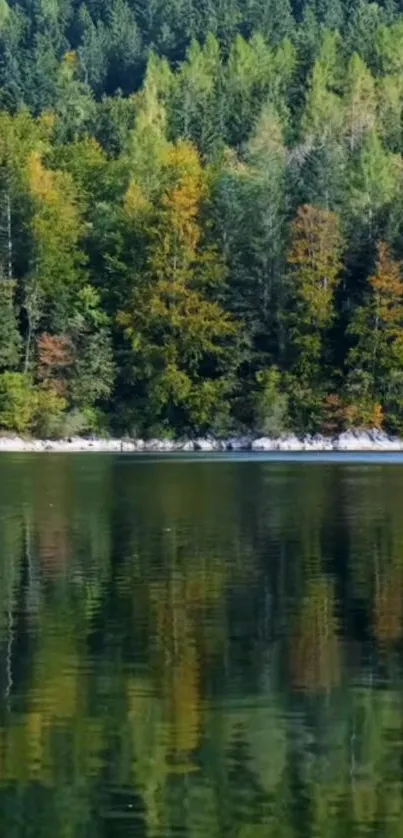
[1,453,403,837]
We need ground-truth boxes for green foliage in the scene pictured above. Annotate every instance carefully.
[254,367,289,435]
[33,386,67,437]
[347,242,403,431]
[0,281,21,370]
[286,203,344,407]
[0,372,37,432]
[302,31,344,141]
[0,3,403,434]
[119,140,239,434]
[58,406,107,437]
[68,285,115,410]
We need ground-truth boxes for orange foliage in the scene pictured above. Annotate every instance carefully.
[344,401,384,430]
[323,394,347,434]
[370,241,403,337]
[324,393,384,432]
[37,333,73,395]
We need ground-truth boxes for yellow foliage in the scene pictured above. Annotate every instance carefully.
[26,710,45,779]
[170,638,201,757]
[288,204,344,328]
[27,151,84,291]
[38,111,56,138]
[375,565,403,644]
[370,241,403,336]
[344,400,384,429]
[124,181,151,218]
[0,111,50,173]
[28,151,66,207]
[120,138,238,427]
[64,50,79,71]
[292,577,341,692]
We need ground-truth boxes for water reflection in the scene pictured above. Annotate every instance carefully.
[1,455,403,836]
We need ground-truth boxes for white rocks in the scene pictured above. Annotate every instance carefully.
[250,431,403,452]
[226,436,252,451]
[335,430,403,451]
[302,434,334,451]
[194,438,215,451]
[277,435,305,451]
[120,439,136,452]
[176,440,195,452]
[252,435,306,451]
[368,430,403,450]
[251,437,276,451]
[194,438,229,451]
[0,429,402,453]
[0,435,35,451]
[142,438,175,452]
[335,431,367,451]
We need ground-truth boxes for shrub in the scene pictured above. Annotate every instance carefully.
[33,387,67,438]
[57,407,109,438]
[344,401,384,430]
[0,372,37,433]
[254,368,289,436]
[344,369,384,430]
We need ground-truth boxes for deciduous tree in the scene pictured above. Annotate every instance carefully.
[119,141,239,433]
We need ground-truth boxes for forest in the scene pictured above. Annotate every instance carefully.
[0,0,403,436]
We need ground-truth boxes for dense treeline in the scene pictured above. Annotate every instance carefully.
[1,0,403,435]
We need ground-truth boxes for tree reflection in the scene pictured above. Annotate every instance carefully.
[0,457,402,837]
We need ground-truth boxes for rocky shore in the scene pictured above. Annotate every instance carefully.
[0,429,402,452]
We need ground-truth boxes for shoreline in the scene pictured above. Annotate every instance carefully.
[0,429,402,453]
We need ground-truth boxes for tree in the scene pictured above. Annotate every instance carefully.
[343,131,401,288]
[101,0,143,95]
[25,150,86,367]
[288,204,343,335]
[119,141,239,434]
[0,371,37,432]
[226,34,273,148]
[53,51,96,143]
[170,34,225,158]
[375,18,403,75]
[68,285,115,411]
[77,6,109,94]
[211,104,288,408]
[377,73,403,152]
[286,204,344,427]
[245,0,295,44]
[302,30,344,143]
[347,241,403,431]
[343,53,376,152]
[36,332,73,395]
[0,280,21,369]
[126,55,171,196]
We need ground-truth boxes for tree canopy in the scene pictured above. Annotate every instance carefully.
[0,0,402,434]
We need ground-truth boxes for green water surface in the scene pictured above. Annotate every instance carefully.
[1,453,403,837]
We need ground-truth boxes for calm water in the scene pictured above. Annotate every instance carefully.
[1,454,403,837]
